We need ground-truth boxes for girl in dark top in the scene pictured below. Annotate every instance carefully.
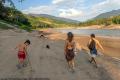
[64,32,76,71]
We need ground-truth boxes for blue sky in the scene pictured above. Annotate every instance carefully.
[12,0,120,21]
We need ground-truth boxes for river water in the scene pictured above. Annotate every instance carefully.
[56,29,120,37]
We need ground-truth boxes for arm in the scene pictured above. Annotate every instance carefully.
[76,42,81,51]
[64,40,67,55]
[75,42,89,54]
[15,44,19,50]
[83,39,91,53]
[24,45,28,55]
[87,39,91,48]
[96,40,104,51]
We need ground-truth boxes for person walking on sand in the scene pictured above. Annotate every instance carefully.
[64,32,76,72]
[88,34,104,68]
[15,40,31,69]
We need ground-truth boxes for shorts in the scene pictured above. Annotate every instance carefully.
[66,49,75,62]
[18,51,26,60]
[91,54,97,57]
[90,49,97,58]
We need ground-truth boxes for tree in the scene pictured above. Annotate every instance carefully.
[0,0,15,8]
[0,0,25,8]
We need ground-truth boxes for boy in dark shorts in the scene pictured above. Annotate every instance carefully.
[88,34,104,68]
[15,40,31,69]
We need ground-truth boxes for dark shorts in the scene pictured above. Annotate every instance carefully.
[18,51,26,60]
[66,49,75,62]
[90,49,97,57]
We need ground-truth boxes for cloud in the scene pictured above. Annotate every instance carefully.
[22,0,120,21]
[22,5,56,14]
[91,0,120,17]
[52,0,65,4]
[52,0,85,8]
[79,0,120,21]
[59,8,83,19]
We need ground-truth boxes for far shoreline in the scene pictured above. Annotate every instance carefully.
[37,28,120,39]
[53,24,120,30]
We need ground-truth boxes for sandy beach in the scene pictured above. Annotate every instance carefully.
[48,32,120,58]
[0,29,120,80]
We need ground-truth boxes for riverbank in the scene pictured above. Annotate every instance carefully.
[55,25,120,29]
[47,30,120,59]
[0,29,120,79]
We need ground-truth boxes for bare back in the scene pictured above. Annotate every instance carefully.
[89,38,104,51]
[66,40,75,50]
[17,43,26,52]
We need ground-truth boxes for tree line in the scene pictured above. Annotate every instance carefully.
[79,15,120,26]
[0,0,58,31]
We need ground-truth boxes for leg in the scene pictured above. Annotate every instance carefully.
[89,57,94,63]
[71,59,75,70]
[68,61,71,69]
[92,58,98,68]
[17,58,24,69]
[23,58,28,67]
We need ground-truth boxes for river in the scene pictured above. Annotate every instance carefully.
[56,29,120,37]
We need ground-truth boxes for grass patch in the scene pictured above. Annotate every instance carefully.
[0,22,13,29]
[20,24,32,32]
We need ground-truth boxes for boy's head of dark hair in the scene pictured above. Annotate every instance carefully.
[24,40,31,45]
[90,34,95,38]
[67,32,74,42]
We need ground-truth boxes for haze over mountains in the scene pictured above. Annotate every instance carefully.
[94,9,120,19]
[28,14,80,23]
[29,9,120,23]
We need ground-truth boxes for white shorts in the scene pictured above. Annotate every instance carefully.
[91,54,97,58]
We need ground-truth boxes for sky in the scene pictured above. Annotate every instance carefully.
[12,0,120,21]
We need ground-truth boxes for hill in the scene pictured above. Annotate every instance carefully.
[94,9,120,19]
[79,9,120,27]
[29,14,80,23]
[26,14,79,29]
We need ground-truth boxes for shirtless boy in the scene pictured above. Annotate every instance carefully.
[88,34,104,68]
[15,40,31,69]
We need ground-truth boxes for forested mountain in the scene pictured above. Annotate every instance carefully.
[29,14,79,23]
[94,9,120,19]
[1,0,120,30]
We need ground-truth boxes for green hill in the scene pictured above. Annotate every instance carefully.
[1,0,120,30]
[26,14,79,29]
[94,9,120,19]
[29,14,79,23]
[79,9,120,27]
[0,0,79,31]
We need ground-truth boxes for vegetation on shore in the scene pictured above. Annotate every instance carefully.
[0,0,120,31]
[79,15,120,27]
[0,22,13,29]
[0,0,32,31]
[26,15,78,29]
[0,0,78,31]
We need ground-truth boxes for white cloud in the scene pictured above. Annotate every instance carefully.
[91,0,120,18]
[59,8,83,19]
[52,0,65,4]
[79,0,120,21]
[52,0,85,8]
[22,5,56,14]
[22,0,120,21]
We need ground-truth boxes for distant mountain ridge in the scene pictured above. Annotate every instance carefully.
[28,14,80,23]
[94,9,120,19]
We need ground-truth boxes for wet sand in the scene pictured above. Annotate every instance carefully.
[0,29,120,80]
